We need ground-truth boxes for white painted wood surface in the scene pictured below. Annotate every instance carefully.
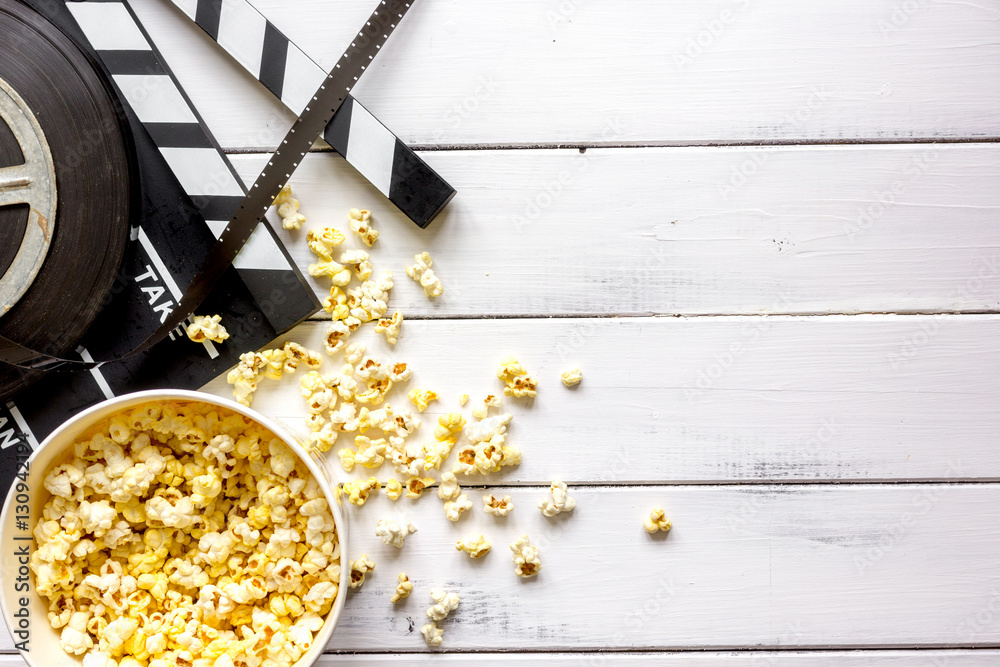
[128,0,1000,148]
[230,146,1000,316]
[8,0,1000,663]
[200,317,1000,482]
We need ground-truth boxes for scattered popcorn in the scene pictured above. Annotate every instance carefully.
[444,494,472,522]
[343,477,380,506]
[561,368,583,387]
[273,183,306,229]
[344,342,367,365]
[340,249,373,281]
[455,534,492,558]
[324,321,352,356]
[374,311,403,345]
[186,314,229,344]
[308,259,352,286]
[384,478,403,501]
[322,285,350,320]
[538,479,577,517]
[375,517,417,549]
[307,225,346,260]
[471,394,503,420]
[483,493,513,517]
[405,251,444,298]
[510,535,542,578]
[405,476,435,498]
[497,355,538,398]
[348,208,379,246]
[226,342,322,406]
[420,621,443,647]
[350,554,376,589]
[391,573,413,603]
[437,472,461,502]
[434,413,466,443]
[408,388,439,413]
[31,400,342,667]
[459,394,469,406]
[426,588,460,621]
[644,506,672,534]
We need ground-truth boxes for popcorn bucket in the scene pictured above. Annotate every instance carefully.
[0,389,349,667]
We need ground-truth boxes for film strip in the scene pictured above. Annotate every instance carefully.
[66,0,316,334]
[169,0,455,228]
[0,0,418,487]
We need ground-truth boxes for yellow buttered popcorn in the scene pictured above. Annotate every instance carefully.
[273,183,306,230]
[407,389,439,413]
[483,493,514,517]
[561,368,583,387]
[497,355,538,398]
[343,477,380,506]
[455,534,492,559]
[384,478,403,501]
[391,572,413,603]
[340,249,373,281]
[444,494,472,522]
[349,208,379,246]
[405,476,435,499]
[510,534,541,578]
[374,311,403,345]
[186,314,229,345]
[349,554,375,589]
[31,400,342,667]
[644,506,672,534]
[307,225,346,261]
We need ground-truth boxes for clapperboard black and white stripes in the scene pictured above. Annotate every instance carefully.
[66,0,316,334]
[168,0,456,228]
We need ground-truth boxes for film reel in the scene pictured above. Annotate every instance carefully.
[0,0,133,396]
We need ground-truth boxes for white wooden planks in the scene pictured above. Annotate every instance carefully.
[227,144,1000,317]
[128,0,1000,148]
[2,486,996,652]
[263,486,1000,650]
[200,316,1000,483]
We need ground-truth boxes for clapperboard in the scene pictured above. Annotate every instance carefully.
[0,0,452,489]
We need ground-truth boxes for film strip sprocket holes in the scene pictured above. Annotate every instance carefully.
[66,0,319,334]
[169,0,456,228]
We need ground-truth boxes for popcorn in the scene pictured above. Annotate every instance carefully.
[483,494,513,517]
[407,389,439,413]
[308,260,352,286]
[561,368,583,387]
[186,315,229,345]
[437,472,461,502]
[465,413,512,444]
[497,355,538,398]
[538,480,576,517]
[443,494,472,522]
[32,400,342,667]
[390,572,413,603]
[375,518,417,549]
[405,251,443,298]
[273,184,306,230]
[384,478,403,501]
[322,285,350,320]
[510,535,541,578]
[374,312,403,345]
[434,413,466,443]
[405,476,435,498]
[343,477,380,506]
[471,393,503,420]
[340,249,373,281]
[349,554,376,589]
[307,226,346,261]
[426,588,460,623]
[347,273,394,323]
[344,343,366,365]
[226,342,322,406]
[643,506,672,534]
[348,208,379,246]
[420,622,443,647]
[455,534,492,558]
[324,321,351,355]
[459,394,469,406]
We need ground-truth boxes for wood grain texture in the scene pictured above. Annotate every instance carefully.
[226,145,1000,317]
[199,316,999,482]
[128,0,1000,148]
[2,486,997,652]
[2,651,999,664]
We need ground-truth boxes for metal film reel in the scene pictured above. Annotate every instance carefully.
[0,77,56,315]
